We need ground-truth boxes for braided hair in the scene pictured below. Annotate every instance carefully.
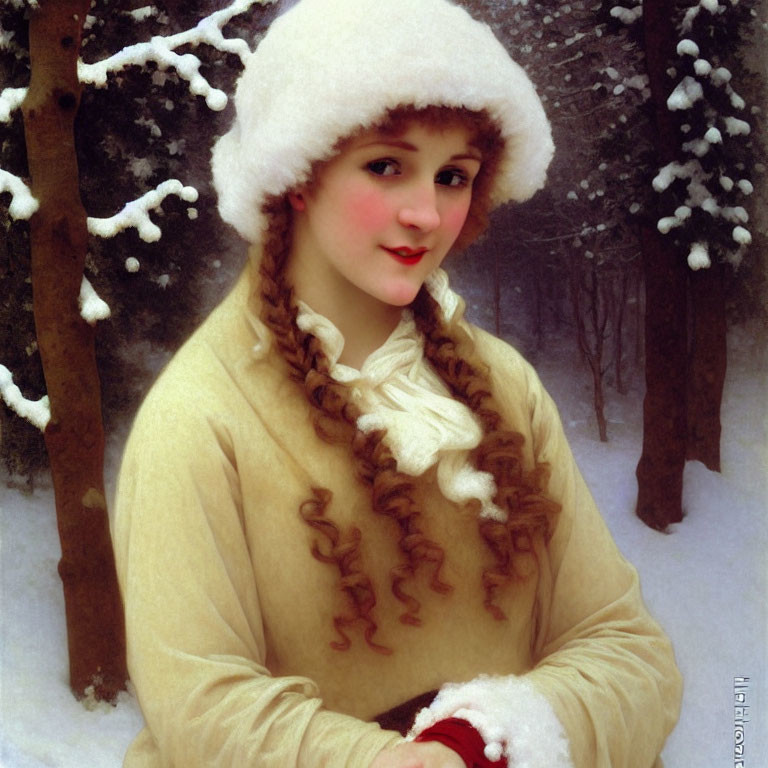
[257,106,559,653]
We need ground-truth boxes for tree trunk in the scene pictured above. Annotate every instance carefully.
[570,258,609,442]
[687,262,727,471]
[22,0,127,702]
[613,268,629,395]
[635,0,688,530]
[635,225,687,529]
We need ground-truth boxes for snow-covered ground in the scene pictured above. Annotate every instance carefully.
[1,324,765,767]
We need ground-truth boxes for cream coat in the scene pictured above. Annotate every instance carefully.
[113,266,682,768]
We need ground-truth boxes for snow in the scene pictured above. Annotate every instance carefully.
[0,87,26,123]
[0,169,39,220]
[711,67,733,86]
[0,365,50,432]
[677,39,700,58]
[609,5,642,24]
[1,326,765,768]
[127,156,155,181]
[732,225,752,245]
[724,116,751,136]
[78,277,111,326]
[704,126,723,144]
[87,179,199,243]
[658,215,683,234]
[667,76,704,111]
[3,0,39,10]
[623,74,648,90]
[77,0,276,111]
[124,6,158,22]
[683,138,711,157]
[0,23,15,51]
[728,87,746,110]
[653,160,698,192]
[687,241,711,270]
[722,206,749,224]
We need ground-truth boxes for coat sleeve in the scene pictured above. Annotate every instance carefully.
[409,337,682,768]
[523,361,682,767]
[112,386,401,768]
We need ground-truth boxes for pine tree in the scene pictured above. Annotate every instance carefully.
[0,0,277,702]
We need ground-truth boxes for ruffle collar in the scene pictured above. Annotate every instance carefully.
[294,268,504,521]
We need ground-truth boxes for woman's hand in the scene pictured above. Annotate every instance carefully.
[369,741,466,768]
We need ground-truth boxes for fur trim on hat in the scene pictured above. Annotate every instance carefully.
[212,0,554,244]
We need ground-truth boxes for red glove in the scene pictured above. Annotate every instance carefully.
[414,717,507,768]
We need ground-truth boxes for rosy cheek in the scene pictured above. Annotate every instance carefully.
[443,200,471,237]
[341,185,391,232]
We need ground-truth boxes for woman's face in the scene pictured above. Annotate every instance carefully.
[289,121,482,310]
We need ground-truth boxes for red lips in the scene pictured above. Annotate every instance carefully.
[383,246,428,264]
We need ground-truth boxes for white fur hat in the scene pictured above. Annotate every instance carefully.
[211,0,554,244]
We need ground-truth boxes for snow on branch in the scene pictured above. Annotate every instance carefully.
[0,364,50,432]
[682,0,726,32]
[87,179,198,243]
[78,0,277,111]
[610,5,643,24]
[4,0,39,9]
[653,159,753,262]
[79,277,111,325]
[667,76,703,110]
[0,87,26,122]
[0,169,39,219]
[677,39,700,58]
[687,242,711,270]
[122,6,158,23]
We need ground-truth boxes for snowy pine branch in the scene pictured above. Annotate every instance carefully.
[652,0,758,269]
[78,0,277,111]
[87,179,198,245]
[0,169,39,219]
[0,364,50,432]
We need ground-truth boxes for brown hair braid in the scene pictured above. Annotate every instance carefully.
[410,288,560,620]
[259,194,452,654]
[257,106,558,652]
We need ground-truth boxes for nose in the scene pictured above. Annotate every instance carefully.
[397,183,440,232]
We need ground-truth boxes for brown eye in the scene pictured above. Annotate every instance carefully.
[436,168,469,187]
[367,159,400,176]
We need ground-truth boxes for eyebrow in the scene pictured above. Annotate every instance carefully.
[358,138,482,162]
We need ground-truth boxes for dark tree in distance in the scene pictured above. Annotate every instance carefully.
[634,0,761,529]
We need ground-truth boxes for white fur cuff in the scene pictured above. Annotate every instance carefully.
[408,675,573,768]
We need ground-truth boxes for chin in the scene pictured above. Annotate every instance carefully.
[380,284,421,307]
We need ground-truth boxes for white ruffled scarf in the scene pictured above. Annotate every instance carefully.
[292,268,505,522]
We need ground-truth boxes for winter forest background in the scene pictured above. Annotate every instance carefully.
[1,0,766,766]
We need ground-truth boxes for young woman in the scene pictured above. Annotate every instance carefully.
[112,0,682,766]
